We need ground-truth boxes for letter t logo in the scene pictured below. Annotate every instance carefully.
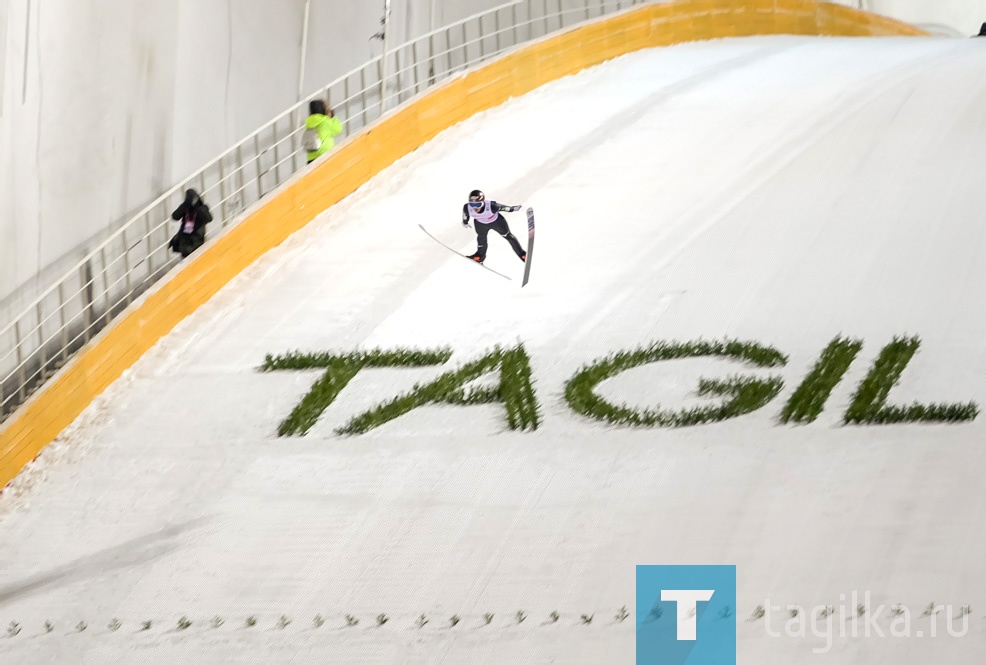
[661,589,715,640]
[637,565,736,664]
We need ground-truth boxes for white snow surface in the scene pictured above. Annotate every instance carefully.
[1,36,985,663]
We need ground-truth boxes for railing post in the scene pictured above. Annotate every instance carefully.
[429,34,437,86]
[14,319,25,403]
[144,214,155,278]
[513,4,519,46]
[360,67,370,129]
[160,201,172,271]
[393,48,402,103]
[218,155,228,222]
[480,17,487,60]
[393,48,403,105]
[495,11,502,53]
[445,28,452,74]
[411,41,421,95]
[35,302,45,379]
[58,282,68,364]
[81,260,94,344]
[100,246,110,325]
[461,23,468,68]
[123,230,133,306]
[272,122,281,187]
[379,0,392,114]
[375,56,384,119]
[344,76,352,133]
[251,139,262,202]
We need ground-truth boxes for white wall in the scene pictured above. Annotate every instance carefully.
[1,0,983,314]
[836,0,986,36]
[873,0,986,36]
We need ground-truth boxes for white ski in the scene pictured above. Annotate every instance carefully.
[418,224,512,281]
[522,207,535,287]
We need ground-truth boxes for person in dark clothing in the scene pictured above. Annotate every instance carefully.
[170,188,213,258]
[461,189,526,264]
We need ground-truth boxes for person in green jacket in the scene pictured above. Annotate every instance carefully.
[303,99,343,163]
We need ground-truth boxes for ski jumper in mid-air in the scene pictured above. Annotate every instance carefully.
[462,190,527,264]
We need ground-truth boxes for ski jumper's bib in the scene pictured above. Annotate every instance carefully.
[467,202,498,225]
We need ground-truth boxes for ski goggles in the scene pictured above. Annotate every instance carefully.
[468,201,484,209]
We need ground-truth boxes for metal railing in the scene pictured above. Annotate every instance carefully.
[0,0,648,423]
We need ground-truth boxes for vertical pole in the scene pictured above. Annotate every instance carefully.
[15,319,25,402]
[512,3,519,47]
[99,246,110,325]
[81,261,93,344]
[344,75,352,132]
[272,122,281,185]
[35,302,45,379]
[58,282,68,364]
[480,17,487,60]
[145,214,154,276]
[123,230,132,305]
[22,0,31,103]
[495,11,502,54]
[250,140,261,202]
[445,28,452,74]
[461,23,467,67]
[380,0,392,114]
[429,33,436,85]
[360,67,369,128]
[218,156,228,220]
[298,0,311,101]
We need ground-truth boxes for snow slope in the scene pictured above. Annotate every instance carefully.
[1,36,985,663]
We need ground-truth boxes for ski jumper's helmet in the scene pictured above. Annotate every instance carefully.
[467,190,486,211]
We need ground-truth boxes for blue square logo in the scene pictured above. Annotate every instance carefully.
[636,565,737,665]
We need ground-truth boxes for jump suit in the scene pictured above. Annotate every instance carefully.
[462,201,526,262]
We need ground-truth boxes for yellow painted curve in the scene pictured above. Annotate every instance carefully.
[0,0,926,488]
